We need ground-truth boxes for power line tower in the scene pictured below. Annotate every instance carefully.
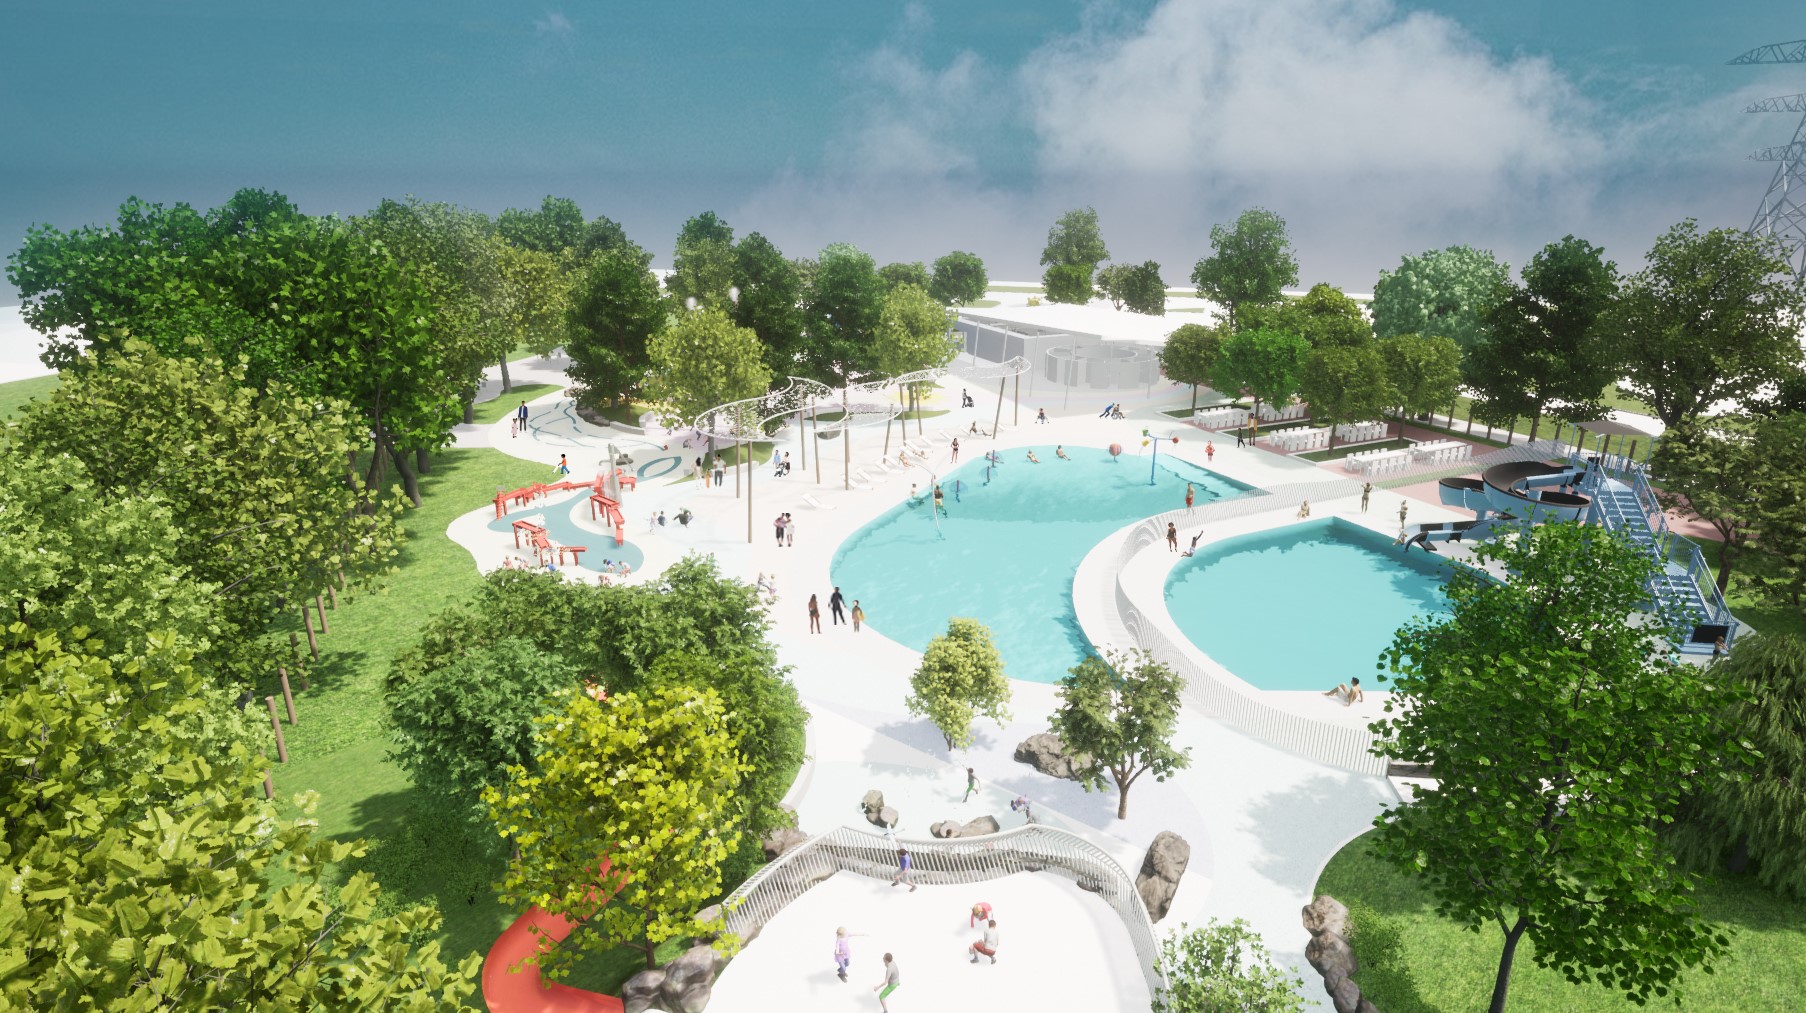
[1732,40,1806,281]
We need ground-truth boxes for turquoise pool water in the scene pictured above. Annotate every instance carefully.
[1164,519,1450,691]
[486,490,645,570]
[831,445,1251,683]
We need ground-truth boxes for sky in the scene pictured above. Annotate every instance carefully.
[2,0,1803,303]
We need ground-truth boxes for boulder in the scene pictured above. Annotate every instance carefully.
[659,944,727,1013]
[1305,931,1357,980]
[761,826,809,861]
[1357,1000,1380,1013]
[1328,974,1363,1013]
[867,806,899,829]
[620,969,667,1013]
[1014,732,1082,780]
[1302,895,1350,939]
[1321,968,1347,995]
[960,815,1000,837]
[1134,831,1191,922]
[861,789,885,814]
[931,820,962,839]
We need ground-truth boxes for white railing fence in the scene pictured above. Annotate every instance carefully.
[717,824,1167,997]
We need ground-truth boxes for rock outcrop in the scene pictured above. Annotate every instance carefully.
[1134,831,1190,922]
[1303,894,1379,1013]
[1013,732,1082,780]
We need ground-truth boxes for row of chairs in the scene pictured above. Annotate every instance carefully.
[1263,426,1330,452]
[1334,420,1387,443]
[1257,401,1310,423]
[1193,406,1250,430]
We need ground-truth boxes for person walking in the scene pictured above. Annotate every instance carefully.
[963,767,979,803]
[969,920,1000,965]
[515,401,529,438]
[1361,482,1372,512]
[851,600,865,631]
[950,437,960,463]
[932,484,946,515]
[807,594,822,634]
[1398,500,1409,527]
[891,848,915,890]
[774,514,787,546]
[694,456,705,482]
[833,927,862,982]
[873,954,901,1011]
[1036,408,1048,424]
[1234,427,1244,449]
[1184,483,1195,512]
[784,512,795,546]
[713,455,725,487]
[555,454,570,477]
[829,587,847,625]
[1166,522,1179,552]
[1205,441,1215,462]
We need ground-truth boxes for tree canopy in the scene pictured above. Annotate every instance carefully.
[1375,333,1462,421]
[496,194,587,253]
[1098,260,1167,315]
[1299,343,1393,449]
[564,243,667,408]
[1371,244,1511,353]
[730,232,807,377]
[1160,323,1226,412]
[1154,919,1304,1013]
[906,617,1012,751]
[878,261,932,292]
[1371,522,1745,1013]
[802,242,886,381]
[667,211,738,311]
[1191,208,1299,331]
[1040,207,1110,304]
[1649,413,1800,595]
[1240,283,1369,348]
[930,250,988,306]
[645,306,774,428]
[487,684,748,975]
[1050,648,1190,820]
[1212,328,1311,418]
[1603,220,1806,429]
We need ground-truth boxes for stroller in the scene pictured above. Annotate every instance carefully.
[1108,405,1127,420]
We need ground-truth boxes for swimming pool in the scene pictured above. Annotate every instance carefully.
[1163,518,1450,691]
[831,445,1250,683]
[486,490,646,571]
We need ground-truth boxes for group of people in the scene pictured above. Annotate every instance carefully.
[694,455,727,486]
[1165,522,1204,556]
[772,512,797,546]
[1097,403,1126,419]
[772,451,794,477]
[806,586,864,633]
[834,890,1001,1009]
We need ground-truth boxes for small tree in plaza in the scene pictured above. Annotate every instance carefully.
[1212,328,1311,423]
[1375,332,1462,422]
[644,305,774,430]
[872,283,960,420]
[1300,343,1394,450]
[1050,648,1191,821]
[486,684,750,976]
[1153,919,1305,1013]
[930,249,988,306]
[1040,207,1110,304]
[1159,323,1226,413]
[1370,522,1748,1013]
[907,617,1012,751]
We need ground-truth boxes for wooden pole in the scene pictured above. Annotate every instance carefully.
[288,632,300,657]
[263,772,275,800]
[992,379,1005,438]
[798,408,807,473]
[813,406,822,485]
[842,390,851,491]
[1013,374,1020,426]
[279,670,298,724]
[735,436,742,498]
[266,696,288,763]
[326,583,338,610]
[315,595,329,634]
[747,434,754,545]
[301,607,319,661]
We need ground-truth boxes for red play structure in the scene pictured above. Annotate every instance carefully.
[484,860,627,1013]
[494,471,633,550]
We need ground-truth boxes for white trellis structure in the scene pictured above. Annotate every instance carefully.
[947,355,1033,435]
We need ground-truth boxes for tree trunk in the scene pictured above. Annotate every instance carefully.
[1728,835,1750,874]
[1190,384,1199,412]
[416,447,431,475]
[1715,540,1736,595]
[1116,781,1130,820]
[1528,408,1542,443]
[375,425,421,506]
[1489,917,1531,1013]
[499,356,513,393]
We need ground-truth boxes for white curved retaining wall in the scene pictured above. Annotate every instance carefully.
[718,824,1165,997]
[1072,480,1390,777]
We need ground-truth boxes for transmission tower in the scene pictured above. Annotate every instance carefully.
[1732,40,1806,282]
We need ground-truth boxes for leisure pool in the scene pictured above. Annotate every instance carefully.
[1163,518,1450,691]
[830,445,1250,683]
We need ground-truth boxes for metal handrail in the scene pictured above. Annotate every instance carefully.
[716,823,1166,998]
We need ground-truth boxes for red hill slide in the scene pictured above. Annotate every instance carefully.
[482,905,624,1013]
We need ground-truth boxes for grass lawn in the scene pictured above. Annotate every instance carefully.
[1695,539,1806,642]
[472,383,563,424]
[967,299,1001,308]
[812,408,949,423]
[1317,831,1806,1012]
[986,284,1044,294]
[0,373,60,419]
[671,440,778,482]
[1298,438,1415,462]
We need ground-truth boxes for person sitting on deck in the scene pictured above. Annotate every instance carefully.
[1181,532,1202,557]
[1025,450,1040,463]
[1055,445,1070,460]
[1323,678,1365,706]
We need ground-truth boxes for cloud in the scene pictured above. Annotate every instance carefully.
[825,4,999,176]
[534,10,574,36]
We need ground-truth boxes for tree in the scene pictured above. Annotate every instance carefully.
[1649,414,1786,594]
[730,232,807,377]
[1159,323,1226,413]
[1040,207,1110,304]
[1191,208,1298,331]
[12,343,404,679]
[1375,333,1462,422]
[1372,244,1511,353]
[1748,412,1806,607]
[1466,236,1619,441]
[492,238,569,383]
[878,261,931,292]
[0,625,481,1010]
[387,638,582,804]
[1098,260,1167,315]
[1241,282,1370,348]
[667,211,737,311]
[1050,648,1190,820]
[802,242,886,383]
[1153,919,1305,1013]
[1370,523,1744,1013]
[644,306,774,429]
[564,244,667,408]
[486,685,748,975]
[1300,344,1393,450]
[1670,634,1806,898]
[496,194,586,253]
[873,283,959,422]
[1212,328,1311,421]
[579,213,633,258]
[906,617,1012,751]
[930,250,988,306]
[1603,220,1806,429]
